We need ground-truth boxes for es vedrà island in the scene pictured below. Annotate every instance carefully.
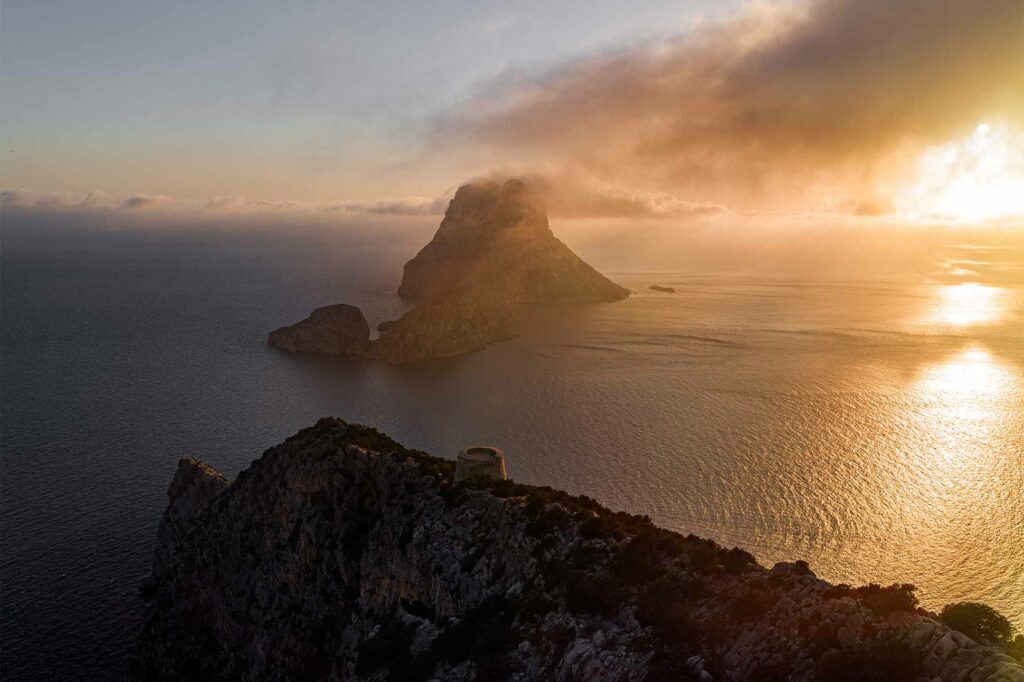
[267,178,630,364]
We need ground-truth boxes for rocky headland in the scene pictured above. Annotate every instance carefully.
[268,179,629,364]
[132,418,1024,681]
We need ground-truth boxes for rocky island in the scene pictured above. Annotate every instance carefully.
[268,179,629,364]
[132,418,1024,681]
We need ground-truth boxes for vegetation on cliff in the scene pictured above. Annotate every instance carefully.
[132,418,1024,681]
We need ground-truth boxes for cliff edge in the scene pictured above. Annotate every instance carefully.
[132,419,1024,681]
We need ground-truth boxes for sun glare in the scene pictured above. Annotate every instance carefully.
[930,282,1004,327]
[899,122,1024,222]
[916,345,1016,401]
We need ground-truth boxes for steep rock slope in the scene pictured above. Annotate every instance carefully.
[131,419,1024,681]
[398,179,629,304]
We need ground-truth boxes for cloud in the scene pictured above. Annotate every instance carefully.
[433,0,1024,212]
[203,194,451,215]
[321,196,451,216]
[1,189,114,210]
[119,194,173,210]
[1,188,452,217]
[466,168,728,218]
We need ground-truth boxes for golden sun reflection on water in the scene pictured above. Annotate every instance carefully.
[897,344,1023,620]
[917,346,1016,399]
[931,283,1004,327]
[910,344,1020,480]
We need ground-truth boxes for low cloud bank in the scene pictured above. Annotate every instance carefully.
[434,0,1024,214]
[0,189,451,217]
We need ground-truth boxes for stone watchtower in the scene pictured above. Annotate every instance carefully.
[454,446,507,483]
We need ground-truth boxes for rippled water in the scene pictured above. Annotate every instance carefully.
[2,216,1022,680]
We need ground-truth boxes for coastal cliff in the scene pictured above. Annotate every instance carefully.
[268,179,629,364]
[132,419,1024,681]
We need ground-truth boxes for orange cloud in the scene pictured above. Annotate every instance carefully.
[434,0,1024,214]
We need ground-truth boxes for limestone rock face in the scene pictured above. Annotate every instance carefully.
[267,304,370,356]
[152,458,230,578]
[398,179,629,304]
[132,419,1024,681]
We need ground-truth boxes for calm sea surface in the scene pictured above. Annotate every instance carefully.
[2,214,1022,680]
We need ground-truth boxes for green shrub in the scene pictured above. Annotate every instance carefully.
[637,577,702,639]
[428,595,517,673]
[565,575,626,617]
[721,547,757,575]
[636,579,703,682]
[355,617,418,676]
[1008,635,1024,662]
[940,602,1013,645]
[730,585,776,621]
[610,534,668,584]
[814,639,922,682]
[851,583,918,615]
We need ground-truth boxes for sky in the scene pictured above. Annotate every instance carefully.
[2,0,1023,222]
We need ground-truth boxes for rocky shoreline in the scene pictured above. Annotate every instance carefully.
[131,418,1023,681]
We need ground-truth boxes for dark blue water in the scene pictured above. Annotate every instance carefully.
[3,211,1022,680]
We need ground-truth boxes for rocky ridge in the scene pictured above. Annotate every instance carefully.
[132,419,1024,681]
[268,179,629,364]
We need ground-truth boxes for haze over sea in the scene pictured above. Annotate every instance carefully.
[1,210,1021,681]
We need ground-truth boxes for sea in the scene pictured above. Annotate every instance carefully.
[2,209,1021,680]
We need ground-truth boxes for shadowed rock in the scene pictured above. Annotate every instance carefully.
[649,285,676,293]
[369,294,514,364]
[268,304,370,356]
[152,458,230,579]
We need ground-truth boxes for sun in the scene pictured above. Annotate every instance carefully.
[898,122,1024,222]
